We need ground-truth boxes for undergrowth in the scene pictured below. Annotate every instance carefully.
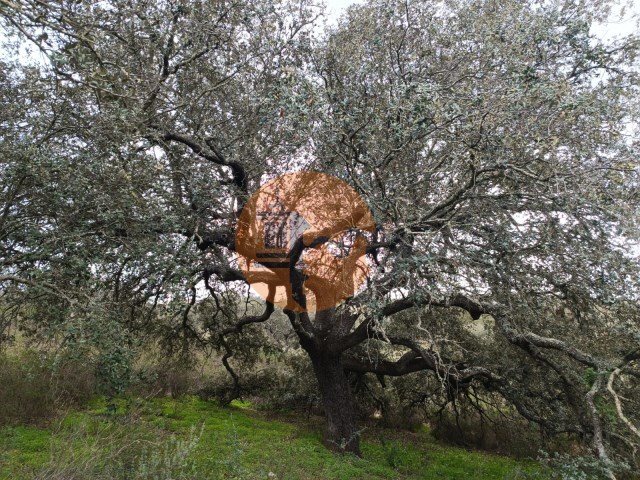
[0,395,547,480]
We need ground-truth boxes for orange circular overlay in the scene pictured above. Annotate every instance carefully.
[235,171,375,312]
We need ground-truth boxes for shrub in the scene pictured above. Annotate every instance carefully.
[34,413,204,480]
[0,350,94,426]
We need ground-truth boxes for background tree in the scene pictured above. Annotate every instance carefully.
[1,0,639,473]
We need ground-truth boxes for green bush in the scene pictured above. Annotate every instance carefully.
[0,350,94,426]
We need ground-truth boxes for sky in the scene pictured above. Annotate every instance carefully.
[325,0,361,22]
[591,2,640,41]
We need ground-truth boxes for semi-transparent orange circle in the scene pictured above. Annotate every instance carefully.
[235,171,375,312]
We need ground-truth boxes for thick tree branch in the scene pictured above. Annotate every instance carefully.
[493,311,604,369]
[335,292,486,353]
[161,132,247,191]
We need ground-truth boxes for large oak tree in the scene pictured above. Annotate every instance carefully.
[1,0,639,473]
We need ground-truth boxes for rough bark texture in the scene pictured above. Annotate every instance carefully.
[309,351,361,456]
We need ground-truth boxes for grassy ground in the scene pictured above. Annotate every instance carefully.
[0,396,546,480]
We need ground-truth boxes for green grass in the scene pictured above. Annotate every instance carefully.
[0,396,546,479]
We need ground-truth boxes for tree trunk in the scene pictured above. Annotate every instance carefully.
[310,351,361,456]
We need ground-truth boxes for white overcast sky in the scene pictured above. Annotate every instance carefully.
[325,0,362,22]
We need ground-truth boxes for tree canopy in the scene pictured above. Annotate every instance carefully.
[1,0,639,474]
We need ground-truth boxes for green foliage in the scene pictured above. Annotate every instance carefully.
[0,349,95,426]
[583,368,598,388]
[217,414,246,479]
[539,452,633,480]
[0,396,547,480]
[130,423,204,480]
[0,350,57,426]
[378,434,411,471]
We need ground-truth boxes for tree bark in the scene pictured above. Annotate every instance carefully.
[309,351,361,456]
